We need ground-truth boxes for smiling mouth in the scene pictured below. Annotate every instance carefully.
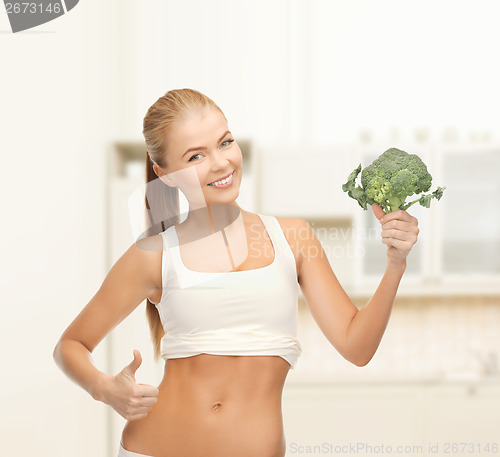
[207,171,234,186]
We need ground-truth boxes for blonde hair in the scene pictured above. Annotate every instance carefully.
[142,88,226,361]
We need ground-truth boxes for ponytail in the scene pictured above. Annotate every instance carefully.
[144,152,180,362]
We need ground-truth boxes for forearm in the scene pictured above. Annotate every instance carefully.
[346,261,406,366]
[53,339,110,402]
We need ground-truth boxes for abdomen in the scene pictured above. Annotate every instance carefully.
[121,354,290,457]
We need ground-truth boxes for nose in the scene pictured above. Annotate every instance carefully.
[211,149,230,170]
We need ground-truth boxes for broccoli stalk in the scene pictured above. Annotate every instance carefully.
[400,186,446,210]
[342,147,446,214]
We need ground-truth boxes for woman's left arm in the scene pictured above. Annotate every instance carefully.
[294,203,419,367]
[345,204,419,365]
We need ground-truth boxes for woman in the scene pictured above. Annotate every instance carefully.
[53,88,419,457]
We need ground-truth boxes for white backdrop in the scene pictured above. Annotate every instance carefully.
[1,1,499,456]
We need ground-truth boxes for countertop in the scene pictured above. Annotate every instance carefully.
[285,373,500,386]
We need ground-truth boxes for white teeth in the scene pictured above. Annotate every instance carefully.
[209,172,232,186]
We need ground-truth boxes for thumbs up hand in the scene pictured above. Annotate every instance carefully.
[99,350,159,421]
[372,203,419,269]
[123,348,143,380]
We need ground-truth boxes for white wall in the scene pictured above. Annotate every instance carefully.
[1,1,499,456]
[0,0,119,455]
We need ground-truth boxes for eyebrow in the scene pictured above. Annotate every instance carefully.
[182,130,231,158]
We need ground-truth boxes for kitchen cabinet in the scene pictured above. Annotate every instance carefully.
[425,383,500,445]
[262,141,500,296]
[439,144,500,279]
[361,142,500,296]
[282,380,500,457]
[282,383,420,446]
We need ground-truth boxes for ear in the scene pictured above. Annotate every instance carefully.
[153,163,177,188]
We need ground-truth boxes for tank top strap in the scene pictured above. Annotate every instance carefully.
[258,213,298,279]
[160,226,176,289]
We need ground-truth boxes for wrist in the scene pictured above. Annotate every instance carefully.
[91,371,112,403]
[387,260,406,273]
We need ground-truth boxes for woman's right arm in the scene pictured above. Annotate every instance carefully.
[53,236,162,408]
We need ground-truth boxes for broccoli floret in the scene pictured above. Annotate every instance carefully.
[342,147,446,214]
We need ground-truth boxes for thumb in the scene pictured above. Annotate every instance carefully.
[123,349,142,378]
[372,203,385,221]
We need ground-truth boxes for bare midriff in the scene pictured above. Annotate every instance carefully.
[120,353,291,457]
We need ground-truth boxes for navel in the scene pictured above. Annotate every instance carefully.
[212,401,222,412]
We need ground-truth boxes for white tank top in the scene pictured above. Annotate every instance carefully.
[155,213,302,369]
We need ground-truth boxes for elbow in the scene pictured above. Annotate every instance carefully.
[53,340,61,363]
[53,338,67,364]
[353,353,373,367]
[342,340,373,367]
[342,350,372,367]
[354,358,370,367]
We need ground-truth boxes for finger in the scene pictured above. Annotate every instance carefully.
[381,220,418,233]
[124,350,142,377]
[142,397,158,406]
[131,402,153,415]
[135,384,160,397]
[381,237,413,251]
[128,412,149,421]
[381,228,418,241]
[133,405,153,414]
[380,210,417,225]
[372,203,385,221]
[129,393,158,405]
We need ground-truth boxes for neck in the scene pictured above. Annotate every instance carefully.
[184,202,244,233]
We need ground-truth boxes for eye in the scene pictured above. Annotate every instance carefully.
[188,140,234,162]
[188,153,202,162]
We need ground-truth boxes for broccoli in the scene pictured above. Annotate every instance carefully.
[342,147,446,214]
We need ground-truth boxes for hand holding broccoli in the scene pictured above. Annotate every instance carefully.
[342,147,445,214]
[372,203,419,268]
[343,147,443,267]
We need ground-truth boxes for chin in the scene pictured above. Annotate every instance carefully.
[214,191,240,203]
[206,189,240,205]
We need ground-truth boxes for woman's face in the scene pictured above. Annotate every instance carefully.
[157,109,243,208]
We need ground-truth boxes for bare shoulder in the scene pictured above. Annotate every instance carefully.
[274,216,308,238]
[133,233,164,302]
[135,233,163,252]
[114,233,164,290]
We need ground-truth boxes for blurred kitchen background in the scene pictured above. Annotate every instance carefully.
[1,1,499,456]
